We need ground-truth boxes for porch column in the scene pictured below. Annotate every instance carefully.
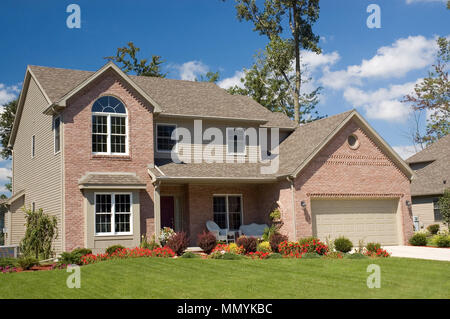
[154,181,161,242]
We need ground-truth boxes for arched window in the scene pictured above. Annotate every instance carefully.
[92,96,128,154]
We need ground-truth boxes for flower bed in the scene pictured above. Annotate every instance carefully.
[247,251,270,259]
[278,239,328,258]
[81,247,175,265]
[364,248,390,258]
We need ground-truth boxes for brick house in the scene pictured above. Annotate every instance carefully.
[4,62,414,253]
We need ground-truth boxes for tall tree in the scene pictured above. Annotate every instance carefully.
[196,71,220,83]
[105,42,166,77]
[228,47,322,121]
[0,98,18,159]
[229,0,322,123]
[403,37,450,144]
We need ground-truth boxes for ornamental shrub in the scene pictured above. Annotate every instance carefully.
[269,233,288,253]
[436,235,450,247]
[181,251,198,258]
[427,224,440,235]
[197,231,217,254]
[366,242,381,253]
[409,233,427,246]
[58,248,93,266]
[209,251,244,260]
[0,258,17,268]
[257,241,272,253]
[106,245,125,255]
[17,256,38,270]
[20,207,58,259]
[140,234,160,250]
[323,251,343,259]
[297,237,328,255]
[334,236,353,253]
[166,232,189,256]
[236,236,258,254]
[344,253,368,259]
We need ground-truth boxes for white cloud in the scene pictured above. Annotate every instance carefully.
[320,35,438,90]
[302,51,340,71]
[174,61,209,81]
[217,71,245,89]
[343,80,420,122]
[392,145,419,159]
[0,167,11,182]
[0,83,20,106]
[406,0,446,4]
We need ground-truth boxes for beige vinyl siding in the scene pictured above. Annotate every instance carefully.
[9,196,25,245]
[154,119,271,163]
[11,76,63,252]
[412,196,445,230]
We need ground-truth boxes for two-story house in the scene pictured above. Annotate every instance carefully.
[4,62,414,253]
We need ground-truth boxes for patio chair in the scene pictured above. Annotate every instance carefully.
[206,221,230,243]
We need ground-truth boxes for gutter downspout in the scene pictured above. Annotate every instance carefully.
[287,176,297,240]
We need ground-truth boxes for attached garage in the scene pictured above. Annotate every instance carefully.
[311,199,401,246]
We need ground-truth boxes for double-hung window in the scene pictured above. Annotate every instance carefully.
[213,195,242,230]
[156,124,177,152]
[53,116,61,154]
[95,193,132,235]
[226,127,245,155]
[433,198,442,221]
[92,96,128,155]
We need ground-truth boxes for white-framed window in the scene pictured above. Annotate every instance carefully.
[31,135,35,158]
[53,115,61,154]
[226,127,245,155]
[213,194,243,230]
[95,192,132,235]
[92,96,128,155]
[156,124,177,152]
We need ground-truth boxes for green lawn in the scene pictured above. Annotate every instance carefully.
[0,257,449,299]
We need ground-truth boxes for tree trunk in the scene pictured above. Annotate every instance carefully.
[293,5,301,124]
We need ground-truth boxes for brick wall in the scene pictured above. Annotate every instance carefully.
[63,70,155,251]
[290,120,413,243]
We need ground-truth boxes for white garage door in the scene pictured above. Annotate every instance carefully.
[312,199,399,246]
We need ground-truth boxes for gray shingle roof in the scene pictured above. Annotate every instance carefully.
[78,173,146,188]
[28,65,296,128]
[278,110,353,175]
[406,134,450,196]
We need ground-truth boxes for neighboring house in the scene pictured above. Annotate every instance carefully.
[406,135,450,230]
[4,62,414,254]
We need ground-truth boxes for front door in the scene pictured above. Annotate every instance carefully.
[161,196,175,229]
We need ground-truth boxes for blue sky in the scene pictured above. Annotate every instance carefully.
[0,0,448,195]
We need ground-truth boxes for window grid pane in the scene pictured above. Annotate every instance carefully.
[213,196,227,229]
[157,125,176,151]
[115,194,131,233]
[95,194,112,233]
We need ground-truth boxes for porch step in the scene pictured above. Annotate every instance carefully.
[185,247,204,253]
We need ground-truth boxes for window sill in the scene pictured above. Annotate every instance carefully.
[94,233,133,238]
[92,154,131,161]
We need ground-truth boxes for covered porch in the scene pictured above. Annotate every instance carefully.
[153,181,281,245]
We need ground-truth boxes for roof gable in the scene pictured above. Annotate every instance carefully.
[279,110,415,180]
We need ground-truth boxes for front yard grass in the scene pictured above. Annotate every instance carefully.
[0,257,449,299]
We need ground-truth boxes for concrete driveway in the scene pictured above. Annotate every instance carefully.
[383,246,450,262]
